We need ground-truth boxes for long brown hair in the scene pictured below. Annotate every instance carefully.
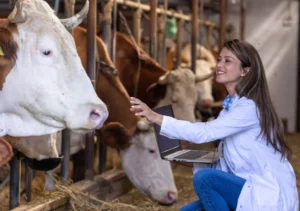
[223,39,291,160]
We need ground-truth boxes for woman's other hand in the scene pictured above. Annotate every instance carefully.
[130,97,163,126]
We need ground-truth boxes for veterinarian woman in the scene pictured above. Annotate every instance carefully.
[130,39,298,211]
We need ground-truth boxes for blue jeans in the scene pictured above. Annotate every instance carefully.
[180,168,246,211]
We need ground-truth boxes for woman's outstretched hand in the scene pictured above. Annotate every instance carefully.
[130,97,163,126]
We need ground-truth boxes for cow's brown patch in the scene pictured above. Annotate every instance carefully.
[98,122,131,150]
[0,20,18,90]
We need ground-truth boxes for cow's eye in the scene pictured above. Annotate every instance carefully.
[42,50,52,56]
[148,149,155,154]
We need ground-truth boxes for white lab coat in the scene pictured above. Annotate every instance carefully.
[160,96,298,211]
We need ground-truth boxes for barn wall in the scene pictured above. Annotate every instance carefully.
[227,0,299,132]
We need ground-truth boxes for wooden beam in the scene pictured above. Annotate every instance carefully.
[12,170,133,211]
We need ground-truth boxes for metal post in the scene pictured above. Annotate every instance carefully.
[54,0,60,15]
[9,154,20,210]
[85,0,97,180]
[99,141,106,174]
[8,0,16,9]
[176,11,183,69]
[112,0,118,64]
[296,0,300,131]
[150,0,157,60]
[161,0,168,67]
[24,159,32,202]
[157,0,168,66]
[240,0,246,40]
[60,130,70,183]
[206,25,213,51]
[101,0,114,54]
[191,0,198,74]
[219,0,226,50]
[64,0,75,17]
[99,0,113,174]
[133,0,142,47]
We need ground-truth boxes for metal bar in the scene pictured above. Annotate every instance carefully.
[54,0,60,15]
[150,0,157,60]
[161,0,168,67]
[24,159,32,202]
[60,129,70,183]
[133,0,142,47]
[64,0,75,17]
[85,0,97,180]
[98,142,107,173]
[115,0,216,27]
[9,154,20,209]
[219,0,226,50]
[112,0,118,64]
[191,0,198,74]
[175,10,183,69]
[8,0,16,10]
[157,0,168,66]
[101,0,114,54]
[99,0,114,174]
[206,25,213,50]
[296,0,300,131]
[240,0,246,40]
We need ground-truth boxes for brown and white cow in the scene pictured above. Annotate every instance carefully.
[51,26,177,205]
[0,0,108,166]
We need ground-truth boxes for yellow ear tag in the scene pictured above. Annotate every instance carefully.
[0,47,4,56]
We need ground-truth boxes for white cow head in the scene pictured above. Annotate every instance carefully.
[155,68,198,122]
[0,0,108,137]
[120,118,178,205]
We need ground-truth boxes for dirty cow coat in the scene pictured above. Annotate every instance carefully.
[160,96,298,211]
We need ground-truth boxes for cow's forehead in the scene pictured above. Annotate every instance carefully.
[19,15,75,49]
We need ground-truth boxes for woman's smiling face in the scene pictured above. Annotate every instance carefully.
[216,47,245,90]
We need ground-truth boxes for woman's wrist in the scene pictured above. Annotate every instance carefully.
[152,113,163,126]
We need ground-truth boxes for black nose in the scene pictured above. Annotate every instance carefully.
[25,156,63,171]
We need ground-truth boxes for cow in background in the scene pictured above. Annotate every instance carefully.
[106,31,212,123]
[0,0,108,166]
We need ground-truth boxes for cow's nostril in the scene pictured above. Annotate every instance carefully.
[90,109,100,120]
[167,191,178,202]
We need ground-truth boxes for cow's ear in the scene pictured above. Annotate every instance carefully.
[0,138,13,167]
[97,122,131,150]
[0,27,18,60]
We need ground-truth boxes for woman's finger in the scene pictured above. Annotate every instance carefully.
[130,97,142,105]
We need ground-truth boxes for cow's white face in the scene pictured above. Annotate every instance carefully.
[120,124,178,205]
[0,0,108,137]
[195,60,214,110]
[155,68,198,122]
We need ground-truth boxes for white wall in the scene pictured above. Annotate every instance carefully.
[227,0,299,132]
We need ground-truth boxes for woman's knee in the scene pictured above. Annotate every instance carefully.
[193,168,216,188]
